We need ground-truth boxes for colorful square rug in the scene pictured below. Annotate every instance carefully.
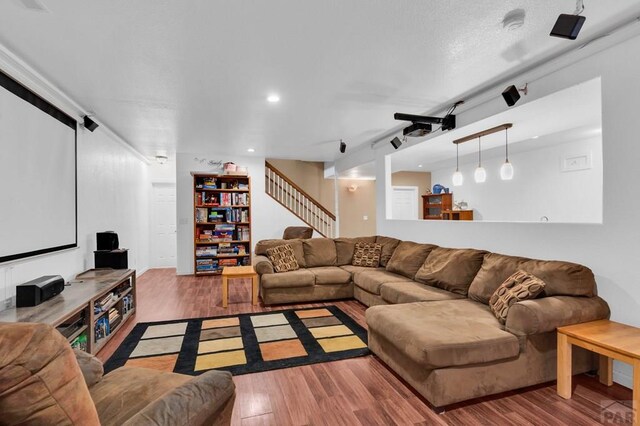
[104,306,369,376]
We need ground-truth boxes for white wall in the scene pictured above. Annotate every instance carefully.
[345,31,640,388]
[176,153,310,275]
[0,125,150,308]
[430,137,602,223]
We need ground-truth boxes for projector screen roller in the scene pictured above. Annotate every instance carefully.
[0,70,77,263]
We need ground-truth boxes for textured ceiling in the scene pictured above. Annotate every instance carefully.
[0,1,637,161]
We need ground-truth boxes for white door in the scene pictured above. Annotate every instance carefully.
[391,186,419,220]
[151,183,177,268]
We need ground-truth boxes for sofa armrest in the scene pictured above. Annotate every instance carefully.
[505,296,610,336]
[122,370,235,426]
[73,349,104,388]
[254,255,274,275]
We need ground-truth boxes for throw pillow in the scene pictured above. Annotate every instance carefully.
[489,270,546,324]
[352,242,382,267]
[266,244,299,273]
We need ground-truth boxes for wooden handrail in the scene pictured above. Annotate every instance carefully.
[265,161,336,220]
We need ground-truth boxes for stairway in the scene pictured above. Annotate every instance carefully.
[265,161,336,237]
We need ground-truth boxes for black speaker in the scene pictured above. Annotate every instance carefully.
[502,85,521,107]
[16,275,65,307]
[339,141,346,153]
[83,115,99,132]
[550,14,586,40]
[97,231,119,250]
[94,249,128,269]
[390,137,402,149]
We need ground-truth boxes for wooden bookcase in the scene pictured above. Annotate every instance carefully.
[0,268,136,355]
[192,173,252,275]
[422,193,453,220]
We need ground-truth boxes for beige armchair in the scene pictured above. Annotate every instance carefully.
[0,322,235,425]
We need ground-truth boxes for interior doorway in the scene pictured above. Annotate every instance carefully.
[151,182,177,268]
[391,186,419,220]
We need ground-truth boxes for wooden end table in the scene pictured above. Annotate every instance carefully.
[221,266,258,308]
[557,319,640,424]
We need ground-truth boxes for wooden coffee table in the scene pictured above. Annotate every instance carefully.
[557,319,640,424]
[221,266,258,308]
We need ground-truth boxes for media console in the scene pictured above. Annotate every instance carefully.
[0,268,136,354]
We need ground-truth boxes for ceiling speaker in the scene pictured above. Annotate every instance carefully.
[83,116,99,132]
[390,137,402,150]
[339,140,346,153]
[550,14,586,40]
[502,85,521,107]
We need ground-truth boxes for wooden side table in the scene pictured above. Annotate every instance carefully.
[221,266,258,308]
[557,320,640,425]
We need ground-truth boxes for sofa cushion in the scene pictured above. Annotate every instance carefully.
[352,242,382,267]
[303,238,337,267]
[0,323,101,426]
[375,236,402,267]
[353,270,412,295]
[266,244,299,273]
[489,271,546,324]
[366,300,520,369]
[380,281,466,304]
[255,239,306,267]
[334,236,376,265]
[414,247,487,296]
[261,269,315,289]
[309,266,352,285]
[386,241,438,279]
[468,252,596,304]
[283,226,313,240]
[339,265,380,275]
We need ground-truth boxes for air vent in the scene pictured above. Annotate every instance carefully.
[19,0,50,13]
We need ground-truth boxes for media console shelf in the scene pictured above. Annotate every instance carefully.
[0,268,136,355]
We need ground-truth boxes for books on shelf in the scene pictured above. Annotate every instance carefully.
[196,208,208,223]
[122,294,134,314]
[196,258,219,272]
[237,225,250,241]
[196,246,217,257]
[219,258,238,267]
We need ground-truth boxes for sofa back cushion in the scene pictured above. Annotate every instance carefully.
[414,247,487,295]
[386,241,438,279]
[255,239,306,267]
[303,238,337,267]
[375,236,402,267]
[334,236,376,265]
[0,322,101,425]
[468,252,597,304]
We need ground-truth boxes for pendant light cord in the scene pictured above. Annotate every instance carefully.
[456,143,459,170]
[505,128,509,162]
[478,136,482,166]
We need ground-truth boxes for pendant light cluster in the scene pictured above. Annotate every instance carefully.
[452,123,514,186]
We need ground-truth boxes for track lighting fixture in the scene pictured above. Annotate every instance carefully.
[452,143,463,186]
[390,137,402,150]
[550,0,586,40]
[339,139,347,153]
[500,128,514,180]
[502,84,528,107]
[474,136,486,183]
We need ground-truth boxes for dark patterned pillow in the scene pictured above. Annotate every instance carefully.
[352,242,382,267]
[490,270,546,324]
[266,244,299,273]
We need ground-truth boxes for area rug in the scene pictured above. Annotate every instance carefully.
[104,305,369,376]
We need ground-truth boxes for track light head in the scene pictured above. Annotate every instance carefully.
[339,140,347,153]
[390,137,402,150]
[83,115,99,132]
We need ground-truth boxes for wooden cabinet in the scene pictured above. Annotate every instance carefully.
[442,209,474,221]
[422,193,452,220]
[192,173,252,275]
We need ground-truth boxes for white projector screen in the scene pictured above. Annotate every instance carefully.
[0,70,77,263]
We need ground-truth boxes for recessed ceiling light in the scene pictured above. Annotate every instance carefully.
[267,94,280,103]
[247,148,255,153]
[532,135,539,139]
[418,164,423,168]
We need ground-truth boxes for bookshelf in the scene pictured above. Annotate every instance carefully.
[192,173,252,275]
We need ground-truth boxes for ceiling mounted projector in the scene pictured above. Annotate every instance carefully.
[403,122,432,137]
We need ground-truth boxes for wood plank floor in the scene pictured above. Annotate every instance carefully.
[97,268,633,425]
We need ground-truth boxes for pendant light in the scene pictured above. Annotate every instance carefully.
[474,136,487,183]
[452,143,464,186]
[500,128,514,180]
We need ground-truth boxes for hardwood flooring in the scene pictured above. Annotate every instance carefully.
[97,268,633,425]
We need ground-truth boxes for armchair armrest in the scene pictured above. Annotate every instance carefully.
[254,255,274,275]
[505,296,610,336]
[122,370,235,426]
[73,349,104,388]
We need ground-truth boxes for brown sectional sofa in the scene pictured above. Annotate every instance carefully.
[254,236,610,407]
